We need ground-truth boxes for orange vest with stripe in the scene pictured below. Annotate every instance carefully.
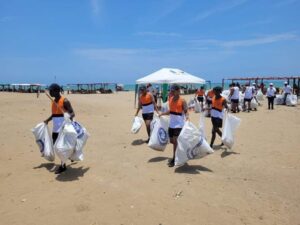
[169,96,184,115]
[140,93,152,106]
[52,96,66,115]
[196,89,205,96]
[212,96,225,112]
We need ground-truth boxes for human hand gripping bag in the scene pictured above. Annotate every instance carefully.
[54,118,77,163]
[148,116,169,151]
[31,123,55,162]
[69,121,90,161]
[175,121,214,166]
[131,116,143,134]
[221,113,241,149]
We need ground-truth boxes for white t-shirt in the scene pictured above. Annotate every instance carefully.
[231,87,240,100]
[283,85,292,94]
[266,87,276,97]
[244,86,254,99]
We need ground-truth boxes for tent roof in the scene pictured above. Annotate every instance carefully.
[136,68,205,84]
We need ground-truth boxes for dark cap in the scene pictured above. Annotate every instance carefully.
[49,83,61,91]
[171,84,180,91]
[139,85,146,91]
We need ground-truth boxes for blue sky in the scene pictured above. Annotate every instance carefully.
[0,0,300,84]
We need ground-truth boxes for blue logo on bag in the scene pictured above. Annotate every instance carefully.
[36,139,45,153]
[186,136,203,159]
[157,127,168,145]
[72,121,84,138]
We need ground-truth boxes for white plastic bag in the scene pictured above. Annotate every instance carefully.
[161,102,169,113]
[175,121,214,166]
[54,119,77,163]
[256,89,264,101]
[199,113,206,139]
[31,123,55,162]
[250,99,258,109]
[194,99,201,113]
[69,121,90,161]
[221,113,241,149]
[148,116,169,151]
[274,95,284,105]
[131,116,143,134]
[286,94,297,106]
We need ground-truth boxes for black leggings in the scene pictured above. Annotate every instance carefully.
[52,132,59,144]
[267,96,275,109]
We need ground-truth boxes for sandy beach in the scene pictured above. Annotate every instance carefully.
[0,91,300,225]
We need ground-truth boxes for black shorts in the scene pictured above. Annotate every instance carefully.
[206,99,212,104]
[142,112,154,121]
[244,98,252,102]
[168,128,182,138]
[211,117,223,128]
[197,96,204,102]
[231,99,239,104]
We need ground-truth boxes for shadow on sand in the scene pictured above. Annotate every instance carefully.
[175,164,213,174]
[33,163,56,171]
[55,166,90,182]
[221,150,240,158]
[148,156,169,163]
[131,139,146,146]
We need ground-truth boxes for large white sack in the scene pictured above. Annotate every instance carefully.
[131,116,143,134]
[250,99,258,109]
[175,121,214,166]
[256,89,264,101]
[54,119,77,163]
[148,116,169,151]
[188,98,195,109]
[199,113,206,139]
[274,95,284,105]
[161,102,169,113]
[31,123,55,162]
[69,121,90,161]
[221,113,241,149]
[194,98,201,113]
[286,94,297,106]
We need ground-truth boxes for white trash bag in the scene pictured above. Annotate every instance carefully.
[54,119,77,163]
[161,102,169,113]
[256,89,264,101]
[69,121,90,161]
[175,121,214,166]
[221,113,241,149]
[286,94,298,106]
[148,116,169,151]
[199,113,206,139]
[250,99,258,109]
[31,123,55,162]
[131,116,143,134]
[194,98,201,113]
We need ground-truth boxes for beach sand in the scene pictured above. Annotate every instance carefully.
[0,92,300,225]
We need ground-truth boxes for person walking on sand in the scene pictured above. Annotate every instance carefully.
[266,83,276,110]
[242,83,255,112]
[205,88,215,116]
[229,82,240,113]
[195,86,205,110]
[135,85,159,143]
[210,86,228,148]
[159,84,189,167]
[282,81,292,105]
[44,83,75,174]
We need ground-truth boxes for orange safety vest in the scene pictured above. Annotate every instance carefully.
[196,89,205,97]
[169,96,184,115]
[140,93,152,106]
[212,96,225,112]
[52,96,66,115]
[207,90,215,98]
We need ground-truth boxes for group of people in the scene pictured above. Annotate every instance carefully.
[135,84,227,167]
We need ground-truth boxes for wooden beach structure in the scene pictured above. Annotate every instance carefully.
[222,76,300,96]
[66,83,117,94]
[0,83,44,93]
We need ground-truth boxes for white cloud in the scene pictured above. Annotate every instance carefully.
[135,31,181,37]
[192,0,248,22]
[190,33,299,48]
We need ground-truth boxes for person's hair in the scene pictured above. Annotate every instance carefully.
[200,86,204,89]
[213,86,222,93]
[171,84,180,91]
[49,83,61,92]
[139,85,146,91]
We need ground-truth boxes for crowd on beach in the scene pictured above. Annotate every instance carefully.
[32,80,297,173]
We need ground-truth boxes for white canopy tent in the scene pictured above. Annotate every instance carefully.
[136,68,205,84]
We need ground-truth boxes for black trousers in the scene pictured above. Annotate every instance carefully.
[52,132,59,144]
[267,96,275,109]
